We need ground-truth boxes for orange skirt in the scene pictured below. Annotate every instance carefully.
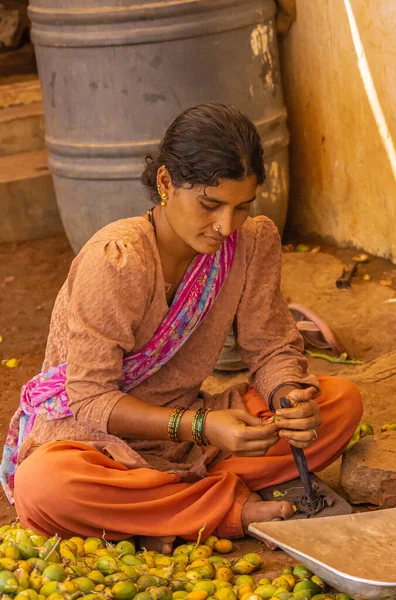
[14,375,362,540]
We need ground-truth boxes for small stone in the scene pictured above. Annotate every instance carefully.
[363,274,371,281]
[340,432,396,507]
[311,246,321,253]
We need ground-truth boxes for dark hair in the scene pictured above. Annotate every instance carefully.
[141,103,265,202]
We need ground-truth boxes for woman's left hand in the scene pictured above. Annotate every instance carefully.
[274,386,321,449]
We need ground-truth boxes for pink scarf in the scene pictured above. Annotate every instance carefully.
[0,232,238,503]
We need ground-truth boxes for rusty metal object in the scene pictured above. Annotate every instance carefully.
[258,396,351,518]
[336,253,369,289]
[258,474,352,520]
[279,396,320,512]
[294,480,334,516]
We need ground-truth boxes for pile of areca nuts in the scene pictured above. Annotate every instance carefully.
[0,523,353,600]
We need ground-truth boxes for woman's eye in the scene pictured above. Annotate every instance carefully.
[200,201,250,212]
[200,202,218,211]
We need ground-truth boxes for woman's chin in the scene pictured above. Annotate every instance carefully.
[201,235,223,252]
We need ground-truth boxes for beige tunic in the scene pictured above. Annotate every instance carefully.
[19,216,318,481]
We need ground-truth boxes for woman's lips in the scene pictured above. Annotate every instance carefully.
[203,234,223,245]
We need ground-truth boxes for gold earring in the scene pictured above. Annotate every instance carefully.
[160,192,168,206]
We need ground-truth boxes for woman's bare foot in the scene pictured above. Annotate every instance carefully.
[140,536,176,555]
[242,493,294,550]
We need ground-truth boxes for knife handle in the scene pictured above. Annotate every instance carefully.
[279,396,317,507]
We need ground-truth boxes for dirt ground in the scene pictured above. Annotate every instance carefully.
[0,231,396,570]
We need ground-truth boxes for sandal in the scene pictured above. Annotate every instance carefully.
[289,303,346,355]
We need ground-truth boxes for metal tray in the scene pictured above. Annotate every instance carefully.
[249,508,396,600]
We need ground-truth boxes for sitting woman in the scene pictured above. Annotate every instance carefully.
[1,103,362,553]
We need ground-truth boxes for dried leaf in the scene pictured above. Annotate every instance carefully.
[194,523,207,548]
[380,280,392,286]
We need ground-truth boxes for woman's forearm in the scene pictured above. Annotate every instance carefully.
[107,393,195,442]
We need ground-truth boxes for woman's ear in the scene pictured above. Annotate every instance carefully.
[156,165,173,196]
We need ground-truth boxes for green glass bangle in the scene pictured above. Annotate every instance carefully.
[191,408,203,445]
[192,408,211,446]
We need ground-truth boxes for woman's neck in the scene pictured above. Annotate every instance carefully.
[153,206,198,266]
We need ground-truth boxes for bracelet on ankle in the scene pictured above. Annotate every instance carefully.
[168,407,187,442]
[192,408,211,446]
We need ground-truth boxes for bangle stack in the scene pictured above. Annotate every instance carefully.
[192,408,211,446]
[167,406,211,446]
[168,407,187,442]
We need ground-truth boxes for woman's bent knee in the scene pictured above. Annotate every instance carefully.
[319,375,363,422]
[335,377,363,423]
[15,443,73,529]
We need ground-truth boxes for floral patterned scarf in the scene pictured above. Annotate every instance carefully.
[0,232,238,504]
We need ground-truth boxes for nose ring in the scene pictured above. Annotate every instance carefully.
[215,225,221,233]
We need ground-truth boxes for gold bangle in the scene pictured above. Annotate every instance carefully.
[174,407,187,441]
[168,407,187,443]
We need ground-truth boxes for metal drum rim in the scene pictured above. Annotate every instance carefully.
[29,0,276,47]
[28,0,274,25]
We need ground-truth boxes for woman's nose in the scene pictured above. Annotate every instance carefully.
[214,211,234,237]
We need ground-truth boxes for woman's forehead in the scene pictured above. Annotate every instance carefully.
[200,176,257,202]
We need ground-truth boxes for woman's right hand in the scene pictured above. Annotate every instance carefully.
[205,409,280,456]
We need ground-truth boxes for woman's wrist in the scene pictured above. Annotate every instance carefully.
[269,383,303,412]
[202,410,220,447]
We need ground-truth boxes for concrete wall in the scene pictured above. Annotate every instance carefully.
[279,0,396,262]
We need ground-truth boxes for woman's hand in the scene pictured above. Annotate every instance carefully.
[205,409,280,457]
[274,386,322,449]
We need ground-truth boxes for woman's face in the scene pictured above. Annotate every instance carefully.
[158,170,258,255]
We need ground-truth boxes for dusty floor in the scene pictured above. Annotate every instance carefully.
[0,231,396,571]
